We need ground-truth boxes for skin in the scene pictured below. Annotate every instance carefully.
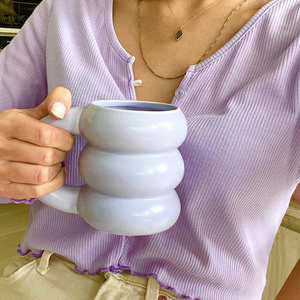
[0,87,74,199]
[275,259,300,299]
[291,185,300,205]
[114,0,273,104]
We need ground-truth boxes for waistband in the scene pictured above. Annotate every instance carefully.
[53,252,151,287]
[37,251,184,300]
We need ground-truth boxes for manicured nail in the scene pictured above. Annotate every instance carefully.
[51,102,66,118]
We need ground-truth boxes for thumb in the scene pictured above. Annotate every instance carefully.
[22,87,72,120]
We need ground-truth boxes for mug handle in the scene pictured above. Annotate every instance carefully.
[38,106,85,213]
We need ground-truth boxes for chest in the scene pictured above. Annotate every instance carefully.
[113,0,272,104]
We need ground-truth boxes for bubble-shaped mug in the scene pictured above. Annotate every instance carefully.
[39,100,187,236]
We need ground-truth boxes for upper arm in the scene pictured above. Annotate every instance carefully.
[0,0,54,112]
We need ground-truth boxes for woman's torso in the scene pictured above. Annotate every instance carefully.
[13,0,300,298]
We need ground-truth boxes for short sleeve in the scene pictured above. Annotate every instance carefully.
[0,0,53,112]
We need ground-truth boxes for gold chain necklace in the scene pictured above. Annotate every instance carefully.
[165,0,224,41]
[138,0,250,80]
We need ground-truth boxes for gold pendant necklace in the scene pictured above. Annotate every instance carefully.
[165,0,224,41]
[138,0,250,80]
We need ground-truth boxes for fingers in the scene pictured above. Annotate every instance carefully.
[0,87,74,200]
[46,87,72,119]
[0,162,62,184]
[0,167,68,199]
[23,87,72,120]
[0,139,68,165]
[2,110,74,151]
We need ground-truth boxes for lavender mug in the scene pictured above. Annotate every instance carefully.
[39,100,187,236]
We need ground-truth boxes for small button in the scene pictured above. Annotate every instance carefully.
[175,88,185,98]
[158,296,168,300]
[133,79,143,86]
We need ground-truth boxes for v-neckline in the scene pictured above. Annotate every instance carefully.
[105,0,283,72]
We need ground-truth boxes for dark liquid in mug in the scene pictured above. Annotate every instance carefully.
[107,106,164,112]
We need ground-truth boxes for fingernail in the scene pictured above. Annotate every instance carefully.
[51,102,66,118]
[64,167,69,174]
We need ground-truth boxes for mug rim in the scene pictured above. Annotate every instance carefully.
[90,100,179,113]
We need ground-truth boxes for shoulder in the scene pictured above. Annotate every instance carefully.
[48,0,107,28]
[51,0,107,15]
[249,0,300,56]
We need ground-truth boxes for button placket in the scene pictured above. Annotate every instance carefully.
[126,58,137,100]
[173,70,195,103]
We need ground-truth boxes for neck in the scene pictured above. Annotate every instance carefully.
[166,0,225,14]
[161,0,230,26]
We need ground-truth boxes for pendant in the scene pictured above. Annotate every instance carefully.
[175,29,184,41]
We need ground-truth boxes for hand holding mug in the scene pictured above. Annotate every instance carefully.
[0,87,74,200]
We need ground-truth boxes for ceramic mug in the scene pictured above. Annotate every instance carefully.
[39,100,187,236]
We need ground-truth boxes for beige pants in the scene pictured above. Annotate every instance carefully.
[0,251,184,300]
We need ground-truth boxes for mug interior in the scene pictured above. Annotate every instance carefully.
[91,100,177,112]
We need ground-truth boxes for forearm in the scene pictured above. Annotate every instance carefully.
[275,259,300,299]
[291,183,300,206]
